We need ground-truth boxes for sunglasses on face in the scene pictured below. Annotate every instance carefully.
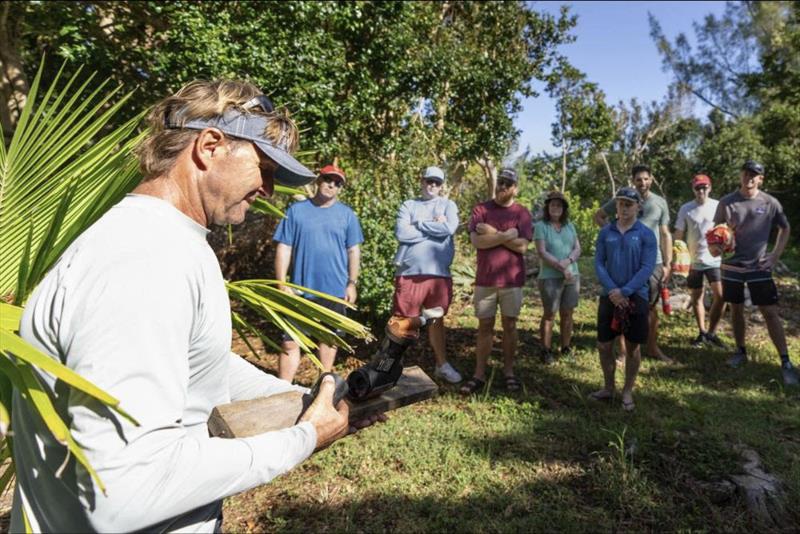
[497,179,516,189]
[321,176,344,188]
[694,185,709,191]
[425,179,443,186]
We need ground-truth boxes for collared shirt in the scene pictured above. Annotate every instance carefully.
[595,219,657,300]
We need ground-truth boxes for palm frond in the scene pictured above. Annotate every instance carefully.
[0,60,143,298]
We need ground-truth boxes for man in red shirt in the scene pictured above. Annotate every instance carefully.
[461,168,533,394]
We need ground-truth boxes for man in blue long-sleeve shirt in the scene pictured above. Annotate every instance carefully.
[591,187,657,412]
[392,166,462,383]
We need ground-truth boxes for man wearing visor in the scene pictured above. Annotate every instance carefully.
[12,80,355,532]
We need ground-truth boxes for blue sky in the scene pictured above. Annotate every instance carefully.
[515,0,728,156]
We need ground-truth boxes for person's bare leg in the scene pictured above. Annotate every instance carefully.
[690,286,706,333]
[559,308,574,349]
[759,305,789,355]
[616,336,627,364]
[621,342,641,408]
[540,310,554,350]
[501,315,518,377]
[595,340,616,396]
[708,281,724,335]
[647,307,673,363]
[730,302,746,348]
[278,341,302,382]
[318,343,338,372]
[428,318,447,367]
[474,317,495,380]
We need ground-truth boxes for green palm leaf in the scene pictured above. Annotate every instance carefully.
[0,60,144,299]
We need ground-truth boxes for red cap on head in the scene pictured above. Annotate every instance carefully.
[692,174,711,187]
[319,164,346,183]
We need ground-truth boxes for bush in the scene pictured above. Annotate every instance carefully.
[342,165,417,326]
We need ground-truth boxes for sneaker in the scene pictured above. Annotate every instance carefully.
[435,362,462,384]
[727,349,748,369]
[782,362,799,386]
[541,349,555,365]
[691,333,706,348]
[705,332,726,349]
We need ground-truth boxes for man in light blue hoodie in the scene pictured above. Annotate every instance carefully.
[392,166,462,383]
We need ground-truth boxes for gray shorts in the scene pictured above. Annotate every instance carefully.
[537,276,580,315]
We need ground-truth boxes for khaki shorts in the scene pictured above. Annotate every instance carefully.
[474,286,524,319]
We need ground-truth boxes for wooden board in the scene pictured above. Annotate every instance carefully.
[208,365,438,439]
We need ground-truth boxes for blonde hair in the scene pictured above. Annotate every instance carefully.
[136,79,300,179]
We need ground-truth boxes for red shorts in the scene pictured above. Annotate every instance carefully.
[392,276,453,317]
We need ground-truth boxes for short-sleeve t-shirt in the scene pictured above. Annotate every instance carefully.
[273,199,364,298]
[468,200,533,287]
[534,221,579,279]
[712,190,788,270]
[675,199,721,269]
[603,192,670,265]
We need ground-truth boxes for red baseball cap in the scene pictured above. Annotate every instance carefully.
[692,174,711,187]
[319,164,346,183]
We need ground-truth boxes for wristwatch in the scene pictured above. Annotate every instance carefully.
[347,279,358,287]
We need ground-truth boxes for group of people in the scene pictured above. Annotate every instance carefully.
[587,161,796,411]
[273,153,797,416]
[11,78,796,532]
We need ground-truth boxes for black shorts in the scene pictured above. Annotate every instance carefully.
[687,267,721,289]
[721,269,779,306]
[648,264,665,307]
[597,295,650,345]
[281,297,347,342]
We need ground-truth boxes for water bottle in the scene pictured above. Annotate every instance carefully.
[661,287,672,315]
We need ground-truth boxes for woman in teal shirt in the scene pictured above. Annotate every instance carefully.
[534,191,581,364]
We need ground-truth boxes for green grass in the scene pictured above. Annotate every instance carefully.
[224,256,800,532]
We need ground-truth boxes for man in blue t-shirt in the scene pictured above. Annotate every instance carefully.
[273,164,364,382]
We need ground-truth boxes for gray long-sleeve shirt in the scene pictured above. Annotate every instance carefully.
[11,195,316,533]
[393,197,459,277]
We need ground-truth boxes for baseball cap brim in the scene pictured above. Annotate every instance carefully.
[176,111,316,187]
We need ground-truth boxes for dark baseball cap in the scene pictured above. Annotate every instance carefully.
[165,97,316,187]
[498,168,519,183]
[615,186,641,204]
[741,160,764,175]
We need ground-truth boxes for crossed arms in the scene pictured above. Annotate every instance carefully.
[470,223,529,254]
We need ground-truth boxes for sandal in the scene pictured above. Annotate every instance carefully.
[504,375,522,392]
[621,394,635,412]
[588,389,613,402]
[459,377,486,395]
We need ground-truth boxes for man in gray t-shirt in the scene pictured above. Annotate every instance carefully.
[712,160,796,385]
[594,164,673,364]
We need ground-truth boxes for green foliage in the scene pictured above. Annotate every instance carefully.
[567,194,600,257]
[650,1,800,232]
[15,1,575,170]
[342,163,417,325]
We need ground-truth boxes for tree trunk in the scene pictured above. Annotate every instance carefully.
[560,143,568,192]
[448,160,468,200]
[0,2,29,138]
[599,151,616,196]
[476,156,496,199]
